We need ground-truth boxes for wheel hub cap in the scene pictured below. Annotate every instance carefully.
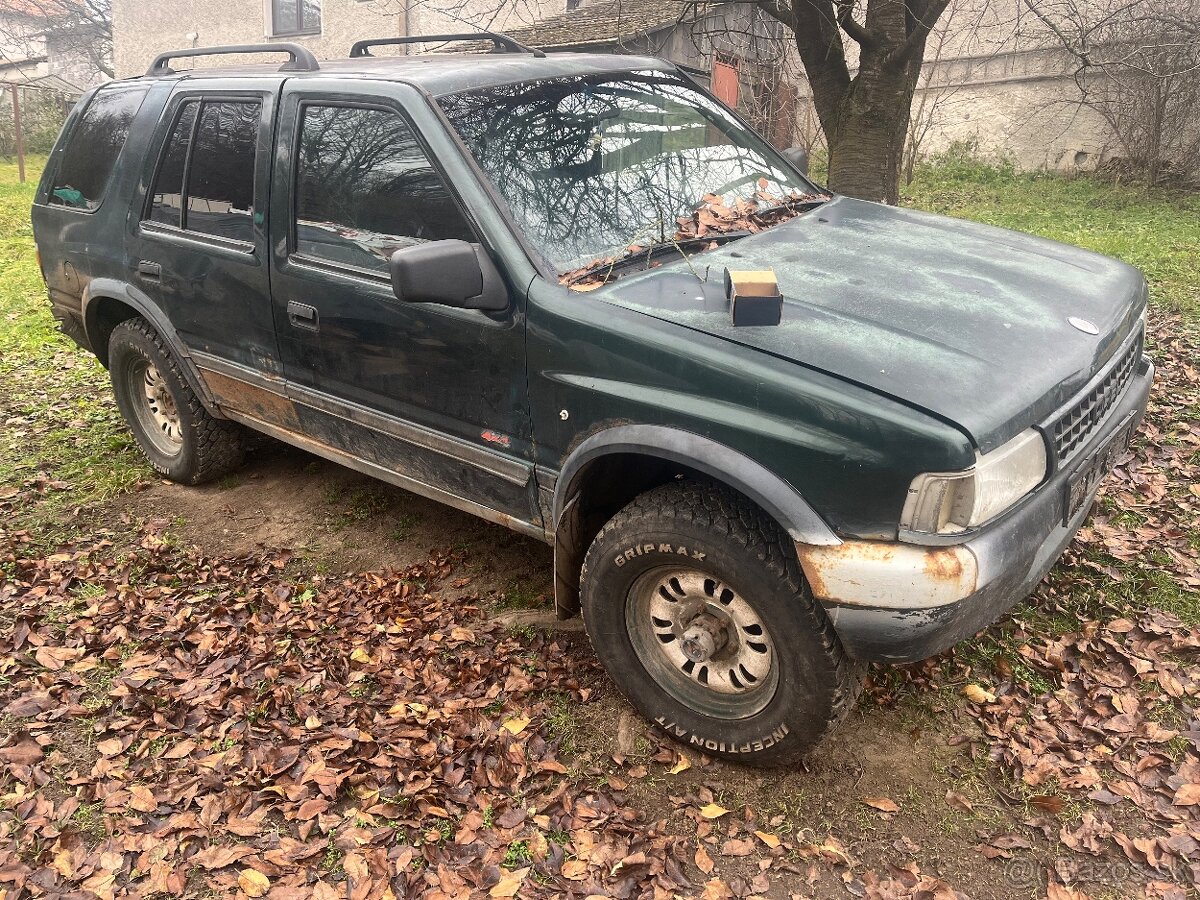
[127,359,184,456]
[625,568,778,719]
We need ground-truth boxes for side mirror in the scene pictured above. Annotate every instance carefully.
[782,146,810,177]
[389,240,508,312]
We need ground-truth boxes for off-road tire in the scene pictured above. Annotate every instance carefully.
[581,481,862,767]
[108,318,245,484]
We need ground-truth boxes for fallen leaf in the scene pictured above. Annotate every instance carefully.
[238,869,270,897]
[128,785,157,813]
[561,859,588,880]
[862,796,900,813]
[721,838,755,856]
[1168,782,1200,807]
[668,752,692,775]
[0,738,43,766]
[695,844,715,874]
[502,716,531,735]
[754,830,781,848]
[490,867,530,896]
[963,684,997,704]
[699,803,730,819]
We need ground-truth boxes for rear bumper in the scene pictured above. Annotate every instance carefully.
[800,356,1154,664]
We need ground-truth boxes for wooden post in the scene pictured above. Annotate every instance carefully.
[10,84,25,184]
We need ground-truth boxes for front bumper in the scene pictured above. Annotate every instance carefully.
[799,356,1154,664]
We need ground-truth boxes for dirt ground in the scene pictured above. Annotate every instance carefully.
[98,439,1118,900]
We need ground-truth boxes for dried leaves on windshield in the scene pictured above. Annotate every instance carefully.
[560,180,829,291]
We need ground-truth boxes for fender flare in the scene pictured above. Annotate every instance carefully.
[82,278,223,416]
[550,425,841,618]
[552,424,841,546]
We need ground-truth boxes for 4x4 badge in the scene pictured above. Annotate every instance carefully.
[1068,316,1099,335]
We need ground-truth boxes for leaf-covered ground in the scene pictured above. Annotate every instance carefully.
[2,157,1199,899]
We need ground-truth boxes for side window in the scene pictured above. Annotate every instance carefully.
[51,83,150,211]
[294,104,475,274]
[186,101,261,242]
[149,101,198,227]
[145,98,261,243]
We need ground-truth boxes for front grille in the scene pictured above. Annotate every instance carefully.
[1050,328,1142,462]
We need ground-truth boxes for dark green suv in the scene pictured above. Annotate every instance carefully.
[31,36,1153,766]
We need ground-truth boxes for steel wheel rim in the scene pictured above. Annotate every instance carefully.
[625,567,778,720]
[126,358,183,456]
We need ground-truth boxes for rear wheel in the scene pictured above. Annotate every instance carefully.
[581,481,862,766]
[108,318,244,484]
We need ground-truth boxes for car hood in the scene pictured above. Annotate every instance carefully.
[600,196,1147,452]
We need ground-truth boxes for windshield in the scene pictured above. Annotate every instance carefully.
[438,71,822,277]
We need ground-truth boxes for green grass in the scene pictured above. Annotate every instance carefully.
[0,156,148,541]
[901,150,1200,318]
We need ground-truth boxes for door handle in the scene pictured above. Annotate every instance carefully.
[137,260,161,279]
[287,301,319,332]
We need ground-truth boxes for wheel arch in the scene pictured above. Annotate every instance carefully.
[550,425,840,617]
[82,278,223,416]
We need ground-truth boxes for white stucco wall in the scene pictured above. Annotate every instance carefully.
[112,0,565,77]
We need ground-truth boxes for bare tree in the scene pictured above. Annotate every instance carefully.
[0,0,113,81]
[1021,0,1200,184]
[394,0,955,203]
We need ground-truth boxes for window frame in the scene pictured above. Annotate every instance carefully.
[288,98,481,284]
[141,92,265,253]
[268,0,321,38]
[47,82,151,216]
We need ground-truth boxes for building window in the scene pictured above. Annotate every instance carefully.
[270,0,321,37]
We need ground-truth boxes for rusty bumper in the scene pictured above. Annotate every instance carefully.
[798,356,1154,664]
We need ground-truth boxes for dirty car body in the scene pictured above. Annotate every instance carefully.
[32,42,1152,763]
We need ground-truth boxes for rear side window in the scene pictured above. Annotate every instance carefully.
[146,98,262,244]
[149,101,197,226]
[51,83,150,211]
[293,104,474,273]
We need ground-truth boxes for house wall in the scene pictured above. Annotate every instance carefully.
[910,47,1115,170]
[112,0,565,77]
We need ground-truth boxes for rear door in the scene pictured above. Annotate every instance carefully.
[130,78,279,377]
[267,78,540,530]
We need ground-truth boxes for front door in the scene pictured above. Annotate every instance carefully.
[267,79,539,530]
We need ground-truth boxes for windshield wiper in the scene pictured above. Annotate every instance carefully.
[564,231,750,286]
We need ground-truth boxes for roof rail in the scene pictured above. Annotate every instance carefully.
[349,32,547,59]
[146,43,320,76]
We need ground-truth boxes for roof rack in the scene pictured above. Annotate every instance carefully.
[146,43,320,76]
[349,32,547,59]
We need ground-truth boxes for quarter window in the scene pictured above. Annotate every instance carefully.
[50,83,150,211]
[294,104,474,274]
[271,0,320,36]
[145,99,262,243]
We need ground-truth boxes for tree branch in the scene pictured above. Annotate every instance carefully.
[882,0,950,69]
[835,0,877,47]
[789,0,852,133]
[751,0,796,31]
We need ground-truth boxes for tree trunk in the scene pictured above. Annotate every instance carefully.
[825,56,920,203]
[783,0,947,205]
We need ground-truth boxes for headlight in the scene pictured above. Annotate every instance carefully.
[901,429,1047,535]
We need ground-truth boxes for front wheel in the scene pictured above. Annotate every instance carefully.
[580,481,862,767]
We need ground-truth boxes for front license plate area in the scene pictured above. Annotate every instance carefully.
[1065,415,1135,523]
